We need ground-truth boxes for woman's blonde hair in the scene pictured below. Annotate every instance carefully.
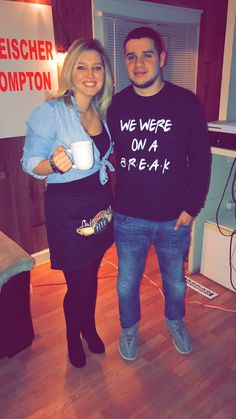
[51,38,114,119]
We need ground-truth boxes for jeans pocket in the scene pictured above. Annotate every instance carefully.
[179,223,192,233]
[114,212,136,243]
[114,211,128,223]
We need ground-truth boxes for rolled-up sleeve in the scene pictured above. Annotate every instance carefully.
[21,102,56,179]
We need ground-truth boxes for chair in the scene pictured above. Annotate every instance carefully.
[0,231,35,358]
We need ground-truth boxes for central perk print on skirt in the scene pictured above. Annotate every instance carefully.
[76,205,113,237]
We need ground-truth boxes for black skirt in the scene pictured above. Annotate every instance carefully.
[44,177,114,270]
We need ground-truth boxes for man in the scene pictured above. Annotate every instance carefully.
[107,27,211,361]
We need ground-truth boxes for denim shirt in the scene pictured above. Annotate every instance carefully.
[21,96,114,185]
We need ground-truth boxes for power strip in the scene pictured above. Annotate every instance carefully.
[185,276,218,299]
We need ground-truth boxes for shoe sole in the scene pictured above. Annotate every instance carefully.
[172,338,192,355]
[118,343,137,361]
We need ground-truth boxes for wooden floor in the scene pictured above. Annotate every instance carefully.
[0,243,236,419]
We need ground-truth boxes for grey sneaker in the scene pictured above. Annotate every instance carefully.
[118,322,139,361]
[165,317,192,355]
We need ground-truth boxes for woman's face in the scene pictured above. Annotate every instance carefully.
[72,50,105,99]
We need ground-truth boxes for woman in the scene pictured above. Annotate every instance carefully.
[22,39,114,368]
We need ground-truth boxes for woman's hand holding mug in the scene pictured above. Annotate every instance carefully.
[52,146,73,173]
[51,140,94,173]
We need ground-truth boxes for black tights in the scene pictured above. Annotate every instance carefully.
[63,255,104,339]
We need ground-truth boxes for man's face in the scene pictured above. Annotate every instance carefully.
[125,37,165,92]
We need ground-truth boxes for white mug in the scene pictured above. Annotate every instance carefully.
[67,140,94,170]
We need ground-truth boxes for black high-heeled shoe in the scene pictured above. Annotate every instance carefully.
[83,330,105,354]
[67,334,86,368]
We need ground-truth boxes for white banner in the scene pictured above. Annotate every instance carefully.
[0,1,58,139]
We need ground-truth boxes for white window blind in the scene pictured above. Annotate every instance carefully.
[92,0,202,93]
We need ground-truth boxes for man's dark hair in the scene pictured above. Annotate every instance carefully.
[124,27,164,57]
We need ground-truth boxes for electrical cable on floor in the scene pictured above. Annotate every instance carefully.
[33,282,65,287]
[32,274,118,287]
[102,260,236,314]
[31,259,236,314]
[186,299,236,313]
[144,274,236,314]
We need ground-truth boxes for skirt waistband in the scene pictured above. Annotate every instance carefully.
[46,174,104,194]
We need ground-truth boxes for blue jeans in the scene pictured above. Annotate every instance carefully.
[114,212,191,328]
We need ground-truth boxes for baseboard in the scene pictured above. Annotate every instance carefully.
[31,248,50,266]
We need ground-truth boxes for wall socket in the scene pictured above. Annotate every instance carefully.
[226,200,234,210]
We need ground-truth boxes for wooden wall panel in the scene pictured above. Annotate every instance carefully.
[0,0,229,253]
[0,138,32,250]
[0,137,48,253]
[197,0,228,120]
[52,0,92,50]
[140,0,228,121]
